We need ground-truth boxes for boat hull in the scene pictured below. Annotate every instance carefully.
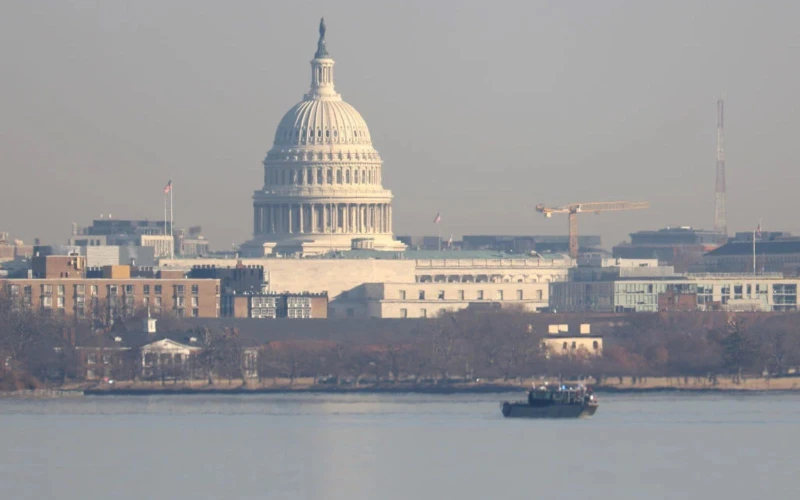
[501,401,598,419]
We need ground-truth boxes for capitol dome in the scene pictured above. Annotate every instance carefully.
[272,98,373,149]
[241,19,405,257]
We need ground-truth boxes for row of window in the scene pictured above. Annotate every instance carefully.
[7,283,211,296]
[251,307,277,319]
[397,289,541,301]
[267,166,380,187]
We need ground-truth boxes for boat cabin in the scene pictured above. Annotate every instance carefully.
[527,385,592,406]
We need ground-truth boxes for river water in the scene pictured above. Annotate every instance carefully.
[1,392,798,500]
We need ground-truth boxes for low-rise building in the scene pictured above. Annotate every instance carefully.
[702,236,800,274]
[221,292,328,318]
[551,274,798,313]
[360,282,548,318]
[159,251,573,318]
[613,226,726,272]
[2,262,220,320]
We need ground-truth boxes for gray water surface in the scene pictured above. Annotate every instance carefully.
[1,392,798,500]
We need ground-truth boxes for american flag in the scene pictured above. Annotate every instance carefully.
[756,220,762,239]
[163,179,172,194]
[433,212,441,224]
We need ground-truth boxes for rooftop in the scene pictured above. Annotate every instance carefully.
[705,239,800,257]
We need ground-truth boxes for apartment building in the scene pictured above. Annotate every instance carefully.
[2,263,220,319]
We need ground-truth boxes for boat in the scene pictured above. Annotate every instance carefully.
[500,383,598,419]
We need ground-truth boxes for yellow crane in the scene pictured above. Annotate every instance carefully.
[535,201,650,259]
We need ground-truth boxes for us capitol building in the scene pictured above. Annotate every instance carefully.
[162,20,573,318]
[241,19,406,257]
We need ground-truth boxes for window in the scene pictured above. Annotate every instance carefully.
[42,296,52,308]
[438,290,445,300]
[496,290,504,300]
[536,289,543,300]
[42,284,53,294]
[75,284,85,295]
[57,285,65,296]
[516,290,523,300]
[418,290,425,300]
[192,308,199,317]
[176,296,185,307]
[458,290,464,300]
[571,341,577,349]
[90,285,98,296]
[191,296,198,307]
[477,290,484,300]
[176,285,185,295]
[155,285,162,295]
[143,297,150,308]
[399,290,406,300]
[191,285,199,295]
[87,353,97,365]
[57,296,65,308]
[420,308,427,318]
[124,284,134,294]
[176,308,185,317]
[400,308,408,318]
[143,285,150,295]
[593,341,599,350]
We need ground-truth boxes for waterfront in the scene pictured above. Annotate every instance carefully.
[1,393,798,499]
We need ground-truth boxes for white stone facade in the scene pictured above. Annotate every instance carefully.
[159,256,573,318]
[242,21,405,256]
[362,282,550,319]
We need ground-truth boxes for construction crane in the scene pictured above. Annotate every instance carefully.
[535,201,650,259]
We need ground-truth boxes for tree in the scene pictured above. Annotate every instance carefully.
[198,327,244,385]
[755,316,800,377]
[717,315,760,383]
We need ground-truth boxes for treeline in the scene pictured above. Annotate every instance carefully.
[3,291,800,390]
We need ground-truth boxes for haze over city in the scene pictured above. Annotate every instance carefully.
[2,0,798,249]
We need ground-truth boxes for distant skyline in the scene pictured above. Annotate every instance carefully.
[2,0,798,250]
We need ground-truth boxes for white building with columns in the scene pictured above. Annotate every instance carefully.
[241,19,405,256]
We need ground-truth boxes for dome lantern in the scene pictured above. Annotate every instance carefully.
[307,17,338,101]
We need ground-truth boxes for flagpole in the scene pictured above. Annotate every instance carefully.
[164,192,167,238]
[752,228,756,275]
[170,177,174,259]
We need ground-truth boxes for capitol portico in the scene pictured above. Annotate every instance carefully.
[242,19,406,256]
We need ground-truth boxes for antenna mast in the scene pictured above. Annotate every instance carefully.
[714,98,728,235]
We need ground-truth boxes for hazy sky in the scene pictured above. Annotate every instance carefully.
[2,0,799,250]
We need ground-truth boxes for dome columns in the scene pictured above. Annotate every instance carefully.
[254,202,391,236]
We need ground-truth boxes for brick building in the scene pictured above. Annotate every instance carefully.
[221,292,328,318]
[2,263,220,320]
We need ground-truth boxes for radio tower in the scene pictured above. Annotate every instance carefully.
[714,98,727,235]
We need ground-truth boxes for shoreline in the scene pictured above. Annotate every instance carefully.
[79,387,800,397]
[5,376,800,398]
